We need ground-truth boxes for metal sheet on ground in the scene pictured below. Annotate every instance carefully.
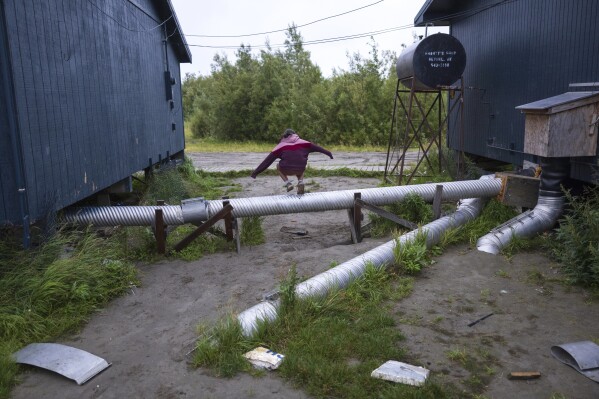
[13,343,110,385]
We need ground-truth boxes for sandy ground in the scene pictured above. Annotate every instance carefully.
[11,174,599,399]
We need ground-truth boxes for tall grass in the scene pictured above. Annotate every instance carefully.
[142,157,231,204]
[240,216,265,246]
[0,229,137,398]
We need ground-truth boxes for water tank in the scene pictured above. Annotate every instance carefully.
[396,33,466,90]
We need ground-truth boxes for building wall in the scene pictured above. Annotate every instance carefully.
[0,0,21,225]
[1,0,185,224]
[447,0,599,182]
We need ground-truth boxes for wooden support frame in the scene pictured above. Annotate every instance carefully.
[173,204,234,252]
[355,198,418,231]
[154,200,167,254]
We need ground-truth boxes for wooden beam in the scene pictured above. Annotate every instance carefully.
[223,199,234,241]
[155,209,166,255]
[173,204,234,252]
[355,198,418,230]
[233,218,241,254]
[508,371,541,380]
[432,185,443,220]
[353,192,362,243]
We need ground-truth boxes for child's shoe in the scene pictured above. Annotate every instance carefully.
[285,181,294,192]
[297,180,305,194]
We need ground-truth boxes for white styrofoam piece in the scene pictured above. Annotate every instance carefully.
[371,360,430,386]
[243,347,284,370]
[13,343,110,385]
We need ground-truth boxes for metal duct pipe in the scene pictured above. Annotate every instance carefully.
[477,158,569,255]
[63,197,209,226]
[206,179,501,219]
[238,187,490,337]
[64,179,502,227]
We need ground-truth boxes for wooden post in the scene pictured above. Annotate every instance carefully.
[174,204,234,252]
[223,198,234,242]
[432,185,443,220]
[353,192,362,243]
[233,218,241,254]
[155,209,166,254]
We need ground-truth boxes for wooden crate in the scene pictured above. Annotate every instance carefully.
[517,92,599,157]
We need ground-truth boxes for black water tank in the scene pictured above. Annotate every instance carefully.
[396,33,466,90]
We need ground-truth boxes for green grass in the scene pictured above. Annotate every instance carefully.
[437,199,519,249]
[0,229,138,398]
[194,263,467,398]
[370,193,433,238]
[142,157,232,204]
[445,346,500,394]
[240,216,265,246]
[393,231,433,274]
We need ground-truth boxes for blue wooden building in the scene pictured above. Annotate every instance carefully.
[415,0,599,183]
[0,0,190,235]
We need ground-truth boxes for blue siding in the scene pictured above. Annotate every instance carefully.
[1,0,186,224]
[440,0,599,182]
[0,0,21,224]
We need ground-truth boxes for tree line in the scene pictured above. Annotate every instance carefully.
[182,27,401,146]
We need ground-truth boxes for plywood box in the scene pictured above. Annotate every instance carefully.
[517,92,599,157]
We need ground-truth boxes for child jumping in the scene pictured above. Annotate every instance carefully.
[250,129,333,194]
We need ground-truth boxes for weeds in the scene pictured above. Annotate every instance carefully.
[393,230,432,274]
[194,317,252,377]
[437,199,518,249]
[495,269,511,279]
[548,187,599,287]
[446,345,500,395]
[240,216,265,246]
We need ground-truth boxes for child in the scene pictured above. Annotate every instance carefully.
[250,129,333,194]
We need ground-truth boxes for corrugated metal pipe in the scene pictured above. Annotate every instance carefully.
[237,177,493,337]
[63,178,502,226]
[477,158,569,255]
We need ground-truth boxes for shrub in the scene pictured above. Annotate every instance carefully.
[549,187,599,287]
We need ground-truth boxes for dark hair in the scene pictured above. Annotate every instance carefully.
[282,128,296,138]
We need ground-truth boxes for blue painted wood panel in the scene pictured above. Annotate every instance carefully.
[437,0,599,182]
[1,0,186,224]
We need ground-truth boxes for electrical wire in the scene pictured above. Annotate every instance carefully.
[185,0,518,50]
[187,24,411,49]
[85,0,173,32]
[186,0,384,38]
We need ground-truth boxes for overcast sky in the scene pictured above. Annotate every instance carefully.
[169,0,447,78]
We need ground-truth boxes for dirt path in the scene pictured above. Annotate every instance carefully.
[11,174,599,398]
[187,151,419,173]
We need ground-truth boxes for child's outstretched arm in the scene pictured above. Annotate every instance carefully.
[250,152,278,178]
[309,143,333,159]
